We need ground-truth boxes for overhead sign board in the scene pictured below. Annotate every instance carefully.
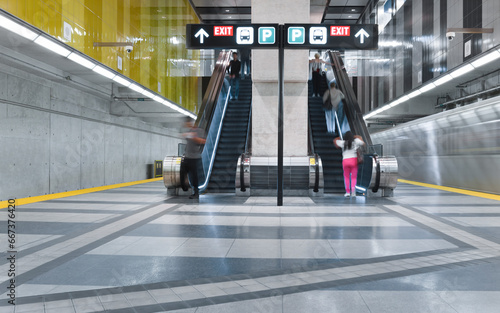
[186,24,279,49]
[186,24,378,50]
[283,24,378,49]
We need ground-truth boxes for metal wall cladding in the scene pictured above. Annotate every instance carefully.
[0,0,201,112]
[372,95,500,195]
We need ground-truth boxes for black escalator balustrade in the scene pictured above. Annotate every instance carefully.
[308,78,345,193]
[207,78,252,193]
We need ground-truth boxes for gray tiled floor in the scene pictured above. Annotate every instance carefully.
[1,181,500,312]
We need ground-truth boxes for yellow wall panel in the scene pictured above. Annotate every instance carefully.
[0,0,201,114]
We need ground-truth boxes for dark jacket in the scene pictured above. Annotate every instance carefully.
[228,59,241,78]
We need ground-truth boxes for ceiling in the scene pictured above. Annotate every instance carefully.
[0,25,186,129]
[190,0,372,24]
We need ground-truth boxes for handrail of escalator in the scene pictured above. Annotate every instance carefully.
[244,103,252,154]
[195,51,232,193]
[196,51,232,133]
[308,114,315,155]
[326,50,373,146]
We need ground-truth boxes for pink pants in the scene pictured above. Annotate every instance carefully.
[342,157,358,193]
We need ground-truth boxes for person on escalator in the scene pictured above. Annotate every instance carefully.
[322,81,344,134]
[334,131,365,198]
[183,117,206,199]
[309,53,330,97]
[227,51,241,100]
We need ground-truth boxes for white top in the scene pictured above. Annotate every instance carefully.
[336,138,364,159]
[311,60,322,72]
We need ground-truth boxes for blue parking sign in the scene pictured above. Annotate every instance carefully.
[259,27,275,44]
[288,27,305,44]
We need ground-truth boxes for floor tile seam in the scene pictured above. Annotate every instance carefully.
[9,255,499,310]
[0,200,173,267]
[171,212,390,218]
[0,204,185,292]
[27,257,500,312]
[386,200,500,239]
[4,203,175,271]
[378,204,479,249]
[385,204,500,250]
[8,248,473,306]
[436,213,500,217]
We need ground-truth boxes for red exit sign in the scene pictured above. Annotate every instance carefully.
[330,26,350,36]
[214,26,233,36]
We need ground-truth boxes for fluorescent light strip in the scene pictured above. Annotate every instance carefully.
[129,84,144,93]
[67,52,96,69]
[112,75,132,87]
[152,95,164,103]
[141,90,155,99]
[433,74,453,86]
[0,15,39,40]
[92,65,116,79]
[471,50,500,68]
[449,64,474,78]
[34,36,71,57]
[420,82,436,93]
[407,89,422,98]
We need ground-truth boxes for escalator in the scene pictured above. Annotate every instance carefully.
[163,51,252,194]
[308,51,395,195]
[207,79,252,193]
[308,80,345,193]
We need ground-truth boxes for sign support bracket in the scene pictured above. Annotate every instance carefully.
[277,24,284,206]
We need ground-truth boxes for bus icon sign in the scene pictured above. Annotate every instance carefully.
[310,27,327,44]
[236,27,254,45]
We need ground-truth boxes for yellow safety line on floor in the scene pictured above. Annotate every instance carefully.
[398,179,500,201]
[0,178,164,209]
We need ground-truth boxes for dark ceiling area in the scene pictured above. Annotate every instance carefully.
[189,0,372,25]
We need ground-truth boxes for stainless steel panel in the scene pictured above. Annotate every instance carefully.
[372,95,500,194]
[163,156,183,188]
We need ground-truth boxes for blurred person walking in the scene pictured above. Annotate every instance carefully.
[182,117,206,199]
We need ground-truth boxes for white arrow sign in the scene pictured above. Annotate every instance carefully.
[195,28,209,44]
[355,28,369,44]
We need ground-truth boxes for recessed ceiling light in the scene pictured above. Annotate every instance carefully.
[351,9,356,12]
[225,9,230,12]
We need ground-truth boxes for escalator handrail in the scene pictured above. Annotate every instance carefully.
[196,51,232,133]
[244,102,252,154]
[326,51,373,146]
[198,85,231,192]
[189,51,232,193]
[308,113,315,155]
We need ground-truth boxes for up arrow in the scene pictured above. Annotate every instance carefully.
[355,28,370,44]
[195,28,209,44]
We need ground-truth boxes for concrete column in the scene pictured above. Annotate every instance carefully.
[251,0,310,157]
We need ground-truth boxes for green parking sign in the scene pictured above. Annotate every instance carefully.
[288,27,305,44]
[259,27,275,44]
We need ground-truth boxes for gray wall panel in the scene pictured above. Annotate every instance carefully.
[7,75,50,109]
[150,134,163,163]
[0,62,183,201]
[1,105,50,198]
[104,125,124,185]
[80,121,105,189]
[0,72,7,99]
[49,114,82,192]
